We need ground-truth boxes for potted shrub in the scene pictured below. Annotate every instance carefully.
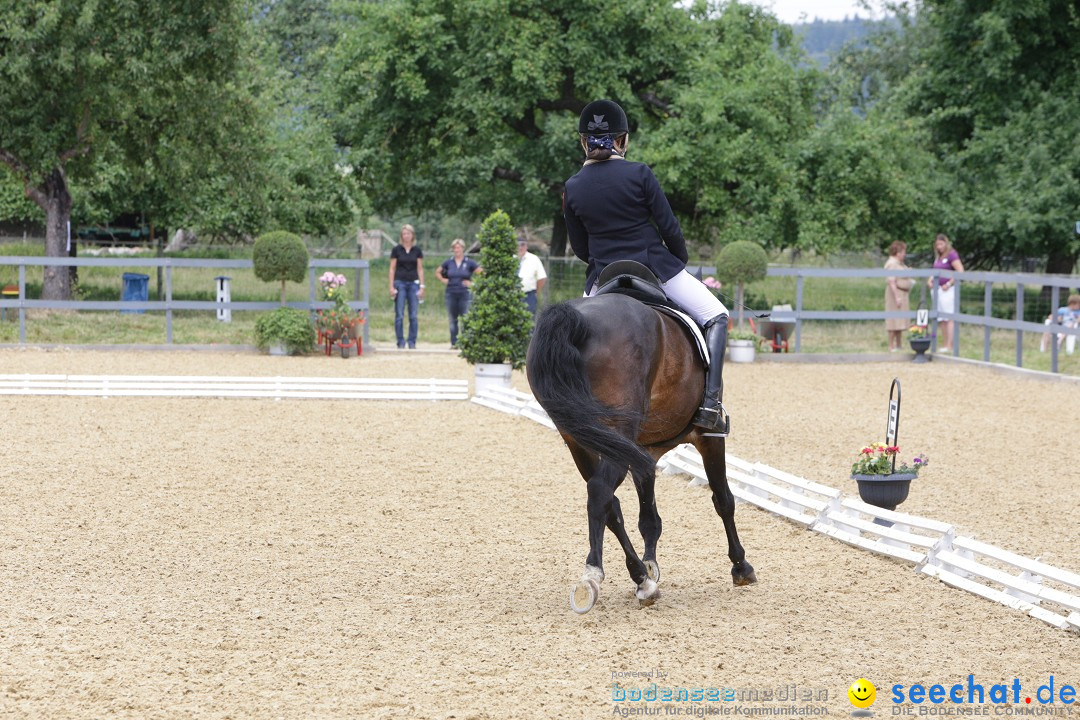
[850,441,929,511]
[254,307,316,356]
[457,209,533,392]
[713,240,768,331]
[728,328,760,363]
[253,230,309,306]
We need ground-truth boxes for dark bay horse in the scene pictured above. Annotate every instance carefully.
[526,292,757,613]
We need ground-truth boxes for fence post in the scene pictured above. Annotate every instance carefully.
[930,281,939,353]
[1016,284,1025,368]
[794,274,804,352]
[983,282,992,362]
[953,277,961,357]
[166,264,173,344]
[18,264,26,344]
[363,264,371,350]
[1050,286,1060,374]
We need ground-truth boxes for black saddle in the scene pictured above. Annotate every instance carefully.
[593,260,683,315]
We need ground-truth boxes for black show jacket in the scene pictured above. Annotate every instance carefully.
[563,158,689,292]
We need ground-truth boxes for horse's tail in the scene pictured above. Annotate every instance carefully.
[528,303,655,479]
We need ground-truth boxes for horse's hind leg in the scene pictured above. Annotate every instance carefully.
[567,445,656,611]
[633,467,663,586]
[604,489,659,606]
[696,436,757,586]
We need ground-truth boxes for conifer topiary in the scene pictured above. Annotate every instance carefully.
[457,210,533,369]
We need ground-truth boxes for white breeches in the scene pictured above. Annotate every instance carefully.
[586,269,727,326]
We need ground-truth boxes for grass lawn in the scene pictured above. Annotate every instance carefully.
[3,242,1077,376]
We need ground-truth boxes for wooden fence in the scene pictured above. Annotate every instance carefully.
[472,386,1080,635]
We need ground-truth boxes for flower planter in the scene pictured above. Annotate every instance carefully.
[268,341,288,356]
[728,339,756,363]
[851,472,916,511]
[909,337,931,363]
[474,362,513,394]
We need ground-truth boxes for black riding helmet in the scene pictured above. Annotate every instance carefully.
[578,99,628,136]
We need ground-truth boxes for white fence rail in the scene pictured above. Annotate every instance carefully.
[0,374,469,401]
[474,386,1080,635]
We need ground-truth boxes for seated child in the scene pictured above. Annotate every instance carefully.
[1040,293,1080,354]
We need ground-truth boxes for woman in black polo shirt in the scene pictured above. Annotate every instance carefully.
[388,223,425,349]
[563,99,731,434]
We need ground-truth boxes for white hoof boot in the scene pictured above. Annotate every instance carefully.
[636,577,660,606]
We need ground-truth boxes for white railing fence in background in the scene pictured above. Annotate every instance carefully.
[0,374,468,401]
[472,386,1080,635]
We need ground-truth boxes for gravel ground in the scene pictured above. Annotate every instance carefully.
[1,345,1077,719]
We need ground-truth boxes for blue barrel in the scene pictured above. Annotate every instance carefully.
[121,273,149,313]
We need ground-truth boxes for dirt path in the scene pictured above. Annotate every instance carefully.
[1,347,1077,719]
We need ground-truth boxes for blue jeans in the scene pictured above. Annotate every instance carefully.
[524,290,538,318]
[394,280,419,347]
[446,289,471,346]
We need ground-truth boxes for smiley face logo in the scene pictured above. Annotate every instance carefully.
[848,678,876,709]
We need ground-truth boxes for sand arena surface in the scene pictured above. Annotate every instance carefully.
[1,346,1078,719]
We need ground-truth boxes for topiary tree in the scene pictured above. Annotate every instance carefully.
[457,209,533,369]
[714,240,769,330]
[253,230,309,305]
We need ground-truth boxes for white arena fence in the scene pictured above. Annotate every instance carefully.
[0,374,469,401]
[471,386,1080,635]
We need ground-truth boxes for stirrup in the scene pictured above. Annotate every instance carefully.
[694,401,730,436]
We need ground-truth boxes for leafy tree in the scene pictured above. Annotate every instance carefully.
[253,0,366,237]
[890,0,1080,271]
[792,106,940,255]
[0,0,253,298]
[330,0,698,257]
[638,1,819,255]
[330,0,820,259]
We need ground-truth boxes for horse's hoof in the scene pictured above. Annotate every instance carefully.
[731,564,758,586]
[570,579,600,614]
[636,577,660,606]
[644,559,661,584]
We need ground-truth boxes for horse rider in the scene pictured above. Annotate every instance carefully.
[562,99,732,434]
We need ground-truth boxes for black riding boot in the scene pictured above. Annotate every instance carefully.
[693,315,730,435]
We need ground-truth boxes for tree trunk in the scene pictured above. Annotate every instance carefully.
[280,279,287,306]
[550,207,567,258]
[1045,247,1078,276]
[1040,246,1080,307]
[735,282,745,330]
[31,167,74,301]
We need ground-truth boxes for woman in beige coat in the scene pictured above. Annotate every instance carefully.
[884,241,914,351]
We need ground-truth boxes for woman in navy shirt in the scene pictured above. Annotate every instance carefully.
[437,238,481,347]
[563,99,731,434]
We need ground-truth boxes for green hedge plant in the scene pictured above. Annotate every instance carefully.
[457,209,533,369]
[254,307,316,355]
[253,230,309,305]
[714,240,768,330]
